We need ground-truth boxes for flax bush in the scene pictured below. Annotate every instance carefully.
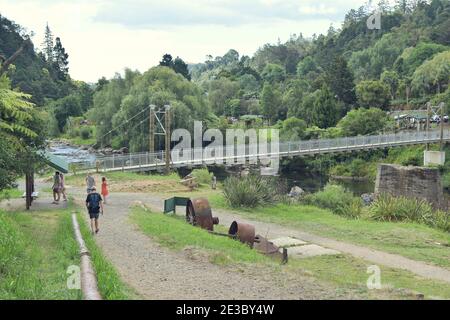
[223,175,282,208]
[369,194,450,232]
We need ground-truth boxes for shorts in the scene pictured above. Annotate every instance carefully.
[89,211,100,219]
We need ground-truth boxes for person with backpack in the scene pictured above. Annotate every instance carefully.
[85,186,104,235]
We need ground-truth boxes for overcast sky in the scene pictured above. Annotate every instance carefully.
[0,0,379,82]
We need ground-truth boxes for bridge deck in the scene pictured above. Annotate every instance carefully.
[71,130,450,173]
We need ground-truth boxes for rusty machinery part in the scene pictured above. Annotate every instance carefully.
[186,198,219,231]
[228,221,256,247]
[254,235,287,263]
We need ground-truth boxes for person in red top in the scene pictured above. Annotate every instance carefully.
[101,176,109,204]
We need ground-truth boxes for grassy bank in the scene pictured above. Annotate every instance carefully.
[0,202,134,299]
[208,194,450,269]
[289,255,450,299]
[130,207,268,266]
[0,208,81,299]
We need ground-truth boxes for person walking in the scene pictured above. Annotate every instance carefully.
[52,171,61,204]
[85,186,104,235]
[86,172,95,194]
[60,173,67,201]
[101,176,109,204]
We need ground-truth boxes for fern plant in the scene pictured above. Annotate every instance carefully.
[0,74,36,139]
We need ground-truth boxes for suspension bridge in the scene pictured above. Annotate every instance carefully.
[63,129,449,173]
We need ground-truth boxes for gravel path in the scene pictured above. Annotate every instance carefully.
[71,189,353,300]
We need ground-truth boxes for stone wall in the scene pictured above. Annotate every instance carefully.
[375,163,446,210]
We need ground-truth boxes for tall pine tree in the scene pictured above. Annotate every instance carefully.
[41,23,54,63]
[53,37,69,80]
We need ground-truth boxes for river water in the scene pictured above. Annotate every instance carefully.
[48,142,96,164]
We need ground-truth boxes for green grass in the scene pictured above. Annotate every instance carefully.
[207,194,450,269]
[74,210,136,299]
[130,207,269,266]
[68,136,96,146]
[0,208,81,299]
[65,171,179,186]
[289,255,450,299]
[0,188,23,200]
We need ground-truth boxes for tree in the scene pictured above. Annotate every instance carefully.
[356,80,391,109]
[380,70,399,100]
[159,54,191,80]
[309,85,342,128]
[325,55,357,106]
[280,117,307,141]
[41,23,54,63]
[261,64,285,83]
[338,107,392,136]
[0,74,41,192]
[159,54,173,67]
[260,83,283,122]
[53,37,69,80]
[50,94,82,132]
[411,50,450,94]
[173,56,191,80]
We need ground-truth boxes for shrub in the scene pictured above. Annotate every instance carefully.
[369,193,434,225]
[80,126,92,140]
[223,175,282,208]
[190,168,212,185]
[301,184,363,218]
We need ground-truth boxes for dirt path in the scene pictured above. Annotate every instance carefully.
[69,188,357,300]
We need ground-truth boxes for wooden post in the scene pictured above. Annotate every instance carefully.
[164,105,171,175]
[25,169,34,210]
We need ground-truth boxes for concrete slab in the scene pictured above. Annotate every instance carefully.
[269,237,307,248]
[288,244,340,258]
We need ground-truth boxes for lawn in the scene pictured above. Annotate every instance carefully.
[206,193,450,270]
[0,202,134,299]
[0,188,23,200]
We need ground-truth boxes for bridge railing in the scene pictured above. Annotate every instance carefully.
[69,129,450,172]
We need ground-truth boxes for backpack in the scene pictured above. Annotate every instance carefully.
[88,193,101,211]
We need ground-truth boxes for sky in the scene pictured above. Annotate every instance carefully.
[0,0,380,82]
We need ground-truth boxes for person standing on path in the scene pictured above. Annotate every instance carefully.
[60,173,67,201]
[52,171,61,204]
[101,176,109,204]
[85,186,104,235]
[86,172,95,194]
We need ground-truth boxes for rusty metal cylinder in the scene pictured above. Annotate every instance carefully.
[228,221,256,247]
[186,198,219,231]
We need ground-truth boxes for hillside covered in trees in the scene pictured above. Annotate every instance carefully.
[1,0,449,155]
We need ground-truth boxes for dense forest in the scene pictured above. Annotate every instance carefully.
[1,0,450,183]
